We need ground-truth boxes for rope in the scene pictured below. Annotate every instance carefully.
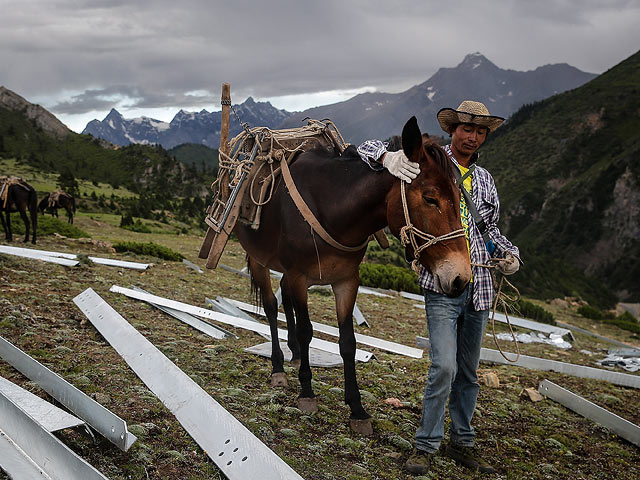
[472,259,522,362]
[399,180,465,273]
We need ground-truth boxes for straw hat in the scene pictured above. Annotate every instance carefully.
[437,100,504,134]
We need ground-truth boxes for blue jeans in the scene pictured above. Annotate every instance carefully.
[415,285,489,453]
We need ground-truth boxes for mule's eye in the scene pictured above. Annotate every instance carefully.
[423,196,439,208]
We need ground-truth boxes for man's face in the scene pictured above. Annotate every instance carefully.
[450,123,488,156]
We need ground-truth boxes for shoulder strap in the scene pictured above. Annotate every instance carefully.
[453,164,490,242]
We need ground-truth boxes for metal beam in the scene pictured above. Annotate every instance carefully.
[109,286,373,363]
[225,297,422,358]
[131,286,231,339]
[0,245,77,259]
[245,341,344,368]
[182,258,204,273]
[0,335,137,451]
[88,256,149,270]
[73,288,304,480]
[415,336,640,389]
[0,376,84,432]
[0,390,108,480]
[538,380,640,447]
[0,245,79,266]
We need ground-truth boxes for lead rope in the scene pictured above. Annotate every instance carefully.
[473,260,521,362]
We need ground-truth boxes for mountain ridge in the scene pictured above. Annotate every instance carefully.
[81,53,596,148]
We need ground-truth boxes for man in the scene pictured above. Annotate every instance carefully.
[358,101,520,475]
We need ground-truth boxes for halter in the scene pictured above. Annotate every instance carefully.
[399,180,466,273]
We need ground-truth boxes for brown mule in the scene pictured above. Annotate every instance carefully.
[235,117,471,434]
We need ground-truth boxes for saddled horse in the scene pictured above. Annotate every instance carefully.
[234,117,471,434]
[39,191,76,224]
[0,177,38,244]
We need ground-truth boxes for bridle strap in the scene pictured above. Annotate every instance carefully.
[399,180,466,272]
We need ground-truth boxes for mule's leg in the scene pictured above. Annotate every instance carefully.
[18,208,30,243]
[247,257,287,387]
[280,276,301,369]
[288,277,317,413]
[0,212,8,241]
[67,207,73,224]
[332,277,372,435]
[5,210,13,242]
[30,208,37,244]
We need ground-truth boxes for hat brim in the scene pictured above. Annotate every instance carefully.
[437,108,504,134]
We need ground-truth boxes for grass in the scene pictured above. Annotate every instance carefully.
[0,219,639,479]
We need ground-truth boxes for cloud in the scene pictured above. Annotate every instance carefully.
[1,0,639,120]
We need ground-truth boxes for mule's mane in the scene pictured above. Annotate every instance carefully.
[422,139,456,183]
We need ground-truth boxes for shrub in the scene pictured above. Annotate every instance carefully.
[121,219,152,233]
[577,305,613,320]
[112,241,184,261]
[359,263,420,294]
[578,305,639,334]
[8,213,89,239]
[511,299,555,325]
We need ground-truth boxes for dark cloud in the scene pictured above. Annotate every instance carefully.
[1,0,638,126]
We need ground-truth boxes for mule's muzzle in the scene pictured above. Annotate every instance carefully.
[432,258,471,297]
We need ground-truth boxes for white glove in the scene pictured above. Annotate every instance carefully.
[382,150,421,183]
[497,252,520,275]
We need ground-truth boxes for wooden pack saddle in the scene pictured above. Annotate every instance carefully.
[198,119,349,269]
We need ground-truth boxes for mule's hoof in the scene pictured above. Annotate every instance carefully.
[290,358,301,370]
[271,372,288,387]
[297,397,318,414]
[350,418,373,436]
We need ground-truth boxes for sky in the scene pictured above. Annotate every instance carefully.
[1,0,639,133]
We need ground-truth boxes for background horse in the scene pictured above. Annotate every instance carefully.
[39,191,76,224]
[234,117,471,435]
[0,179,38,244]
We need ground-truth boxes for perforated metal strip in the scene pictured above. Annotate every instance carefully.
[74,288,304,480]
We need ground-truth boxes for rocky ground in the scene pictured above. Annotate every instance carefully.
[1,214,639,480]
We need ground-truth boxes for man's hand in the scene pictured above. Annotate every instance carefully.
[382,150,420,183]
[496,252,520,275]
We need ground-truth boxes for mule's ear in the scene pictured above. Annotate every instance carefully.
[402,116,422,159]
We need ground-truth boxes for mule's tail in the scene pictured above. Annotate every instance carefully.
[72,195,76,213]
[246,254,262,308]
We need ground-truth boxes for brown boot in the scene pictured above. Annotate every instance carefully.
[444,443,495,474]
[405,449,434,475]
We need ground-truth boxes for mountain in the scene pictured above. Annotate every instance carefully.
[280,53,597,144]
[0,86,71,139]
[479,49,640,304]
[83,97,291,149]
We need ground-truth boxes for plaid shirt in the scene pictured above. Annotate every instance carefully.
[358,140,520,311]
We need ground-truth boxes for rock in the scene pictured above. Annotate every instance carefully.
[550,298,569,308]
[521,387,544,402]
[383,397,404,408]
[483,372,500,387]
[279,428,297,437]
[388,434,413,451]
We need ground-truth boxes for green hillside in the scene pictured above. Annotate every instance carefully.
[168,143,219,174]
[480,49,640,305]
[0,105,205,197]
